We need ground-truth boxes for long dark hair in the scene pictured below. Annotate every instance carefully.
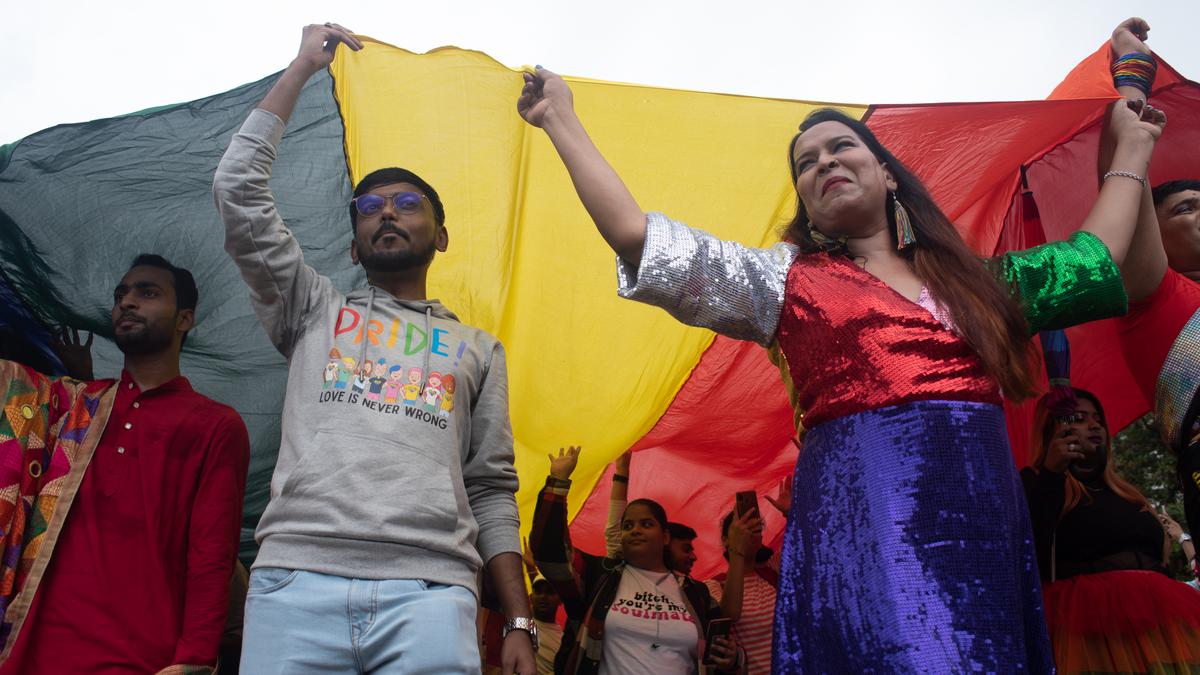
[785,109,1036,400]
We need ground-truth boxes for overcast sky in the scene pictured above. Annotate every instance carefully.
[2,0,1195,143]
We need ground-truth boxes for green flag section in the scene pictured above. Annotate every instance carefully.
[0,70,356,557]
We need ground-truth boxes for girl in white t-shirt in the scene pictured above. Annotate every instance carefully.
[531,447,742,674]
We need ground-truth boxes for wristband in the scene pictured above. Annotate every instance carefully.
[1112,52,1156,98]
[612,474,629,483]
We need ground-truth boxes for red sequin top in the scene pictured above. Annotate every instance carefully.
[777,254,1000,430]
[618,213,1127,431]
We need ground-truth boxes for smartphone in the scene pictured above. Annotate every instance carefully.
[735,490,758,518]
[702,617,733,664]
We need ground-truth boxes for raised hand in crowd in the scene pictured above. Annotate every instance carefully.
[51,326,94,380]
[614,449,632,477]
[605,450,634,557]
[728,508,765,560]
[548,445,582,481]
[765,474,793,516]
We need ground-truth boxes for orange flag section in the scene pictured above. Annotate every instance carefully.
[329,38,868,535]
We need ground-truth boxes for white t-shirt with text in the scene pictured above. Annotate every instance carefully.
[598,565,698,675]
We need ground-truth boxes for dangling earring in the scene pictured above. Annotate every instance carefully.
[892,191,916,250]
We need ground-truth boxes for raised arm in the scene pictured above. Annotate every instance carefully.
[1104,17,1169,301]
[517,68,794,345]
[260,23,361,124]
[604,451,631,557]
[1078,96,1165,268]
[212,25,361,355]
[518,68,647,264]
[530,447,591,619]
[716,508,764,622]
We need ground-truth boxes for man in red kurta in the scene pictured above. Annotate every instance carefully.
[1107,19,1200,535]
[0,254,249,674]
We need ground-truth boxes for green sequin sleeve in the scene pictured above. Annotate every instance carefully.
[987,231,1128,336]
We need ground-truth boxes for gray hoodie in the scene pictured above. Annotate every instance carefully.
[213,108,520,596]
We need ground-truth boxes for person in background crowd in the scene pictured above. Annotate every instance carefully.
[530,576,564,675]
[706,479,792,675]
[518,45,1163,669]
[1022,387,1200,673]
[0,254,250,674]
[604,451,700,578]
[1104,18,1200,534]
[532,446,742,674]
[213,24,532,674]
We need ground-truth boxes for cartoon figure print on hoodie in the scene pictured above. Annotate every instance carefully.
[422,371,443,413]
[383,365,404,404]
[335,357,355,390]
[323,348,341,390]
[367,358,387,402]
[402,367,423,406]
[440,375,456,418]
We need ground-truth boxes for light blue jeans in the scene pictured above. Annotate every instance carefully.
[239,568,480,674]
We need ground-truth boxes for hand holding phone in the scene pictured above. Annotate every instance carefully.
[703,618,733,665]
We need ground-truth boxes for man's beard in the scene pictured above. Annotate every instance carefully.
[114,320,175,356]
[358,239,437,274]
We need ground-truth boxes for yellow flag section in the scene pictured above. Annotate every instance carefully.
[330,38,867,538]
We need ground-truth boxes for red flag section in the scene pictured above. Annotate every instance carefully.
[570,43,1198,581]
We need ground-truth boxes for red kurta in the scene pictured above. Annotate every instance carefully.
[2,371,249,674]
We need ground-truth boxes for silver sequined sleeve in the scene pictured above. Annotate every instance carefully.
[616,211,797,346]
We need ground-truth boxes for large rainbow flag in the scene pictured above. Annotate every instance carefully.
[1,38,1196,578]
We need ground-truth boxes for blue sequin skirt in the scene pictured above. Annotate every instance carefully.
[773,400,1054,674]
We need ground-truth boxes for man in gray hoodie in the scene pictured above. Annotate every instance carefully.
[213,23,535,674]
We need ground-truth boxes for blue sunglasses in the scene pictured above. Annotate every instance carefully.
[351,191,428,217]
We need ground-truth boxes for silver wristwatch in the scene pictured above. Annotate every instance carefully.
[502,616,539,650]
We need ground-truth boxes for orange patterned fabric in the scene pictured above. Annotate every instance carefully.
[0,360,114,653]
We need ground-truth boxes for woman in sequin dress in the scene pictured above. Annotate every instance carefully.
[517,69,1165,672]
[1023,388,1200,673]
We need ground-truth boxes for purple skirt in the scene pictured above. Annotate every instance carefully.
[773,400,1053,673]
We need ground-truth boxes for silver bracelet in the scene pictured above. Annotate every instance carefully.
[1103,170,1146,186]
